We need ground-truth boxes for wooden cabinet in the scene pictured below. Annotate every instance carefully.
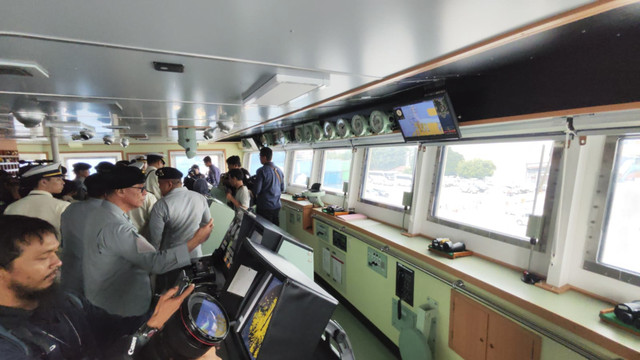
[0,150,20,175]
[449,290,541,360]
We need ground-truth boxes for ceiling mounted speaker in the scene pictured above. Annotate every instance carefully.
[259,133,272,147]
[324,122,337,140]
[369,110,393,134]
[312,122,325,142]
[351,115,370,137]
[303,124,313,143]
[336,118,353,138]
[294,126,304,142]
[276,130,290,145]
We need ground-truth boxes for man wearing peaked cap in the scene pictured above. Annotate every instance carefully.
[79,166,213,316]
[5,163,70,237]
[149,167,213,290]
[144,153,165,199]
[72,162,91,201]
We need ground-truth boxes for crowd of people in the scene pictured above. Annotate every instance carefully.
[0,147,284,359]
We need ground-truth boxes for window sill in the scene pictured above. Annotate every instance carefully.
[311,209,640,359]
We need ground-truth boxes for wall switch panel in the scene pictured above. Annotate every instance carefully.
[367,247,387,278]
[315,222,330,242]
[333,230,347,252]
[396,262,415,306]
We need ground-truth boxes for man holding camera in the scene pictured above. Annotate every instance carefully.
[0,214,220,359]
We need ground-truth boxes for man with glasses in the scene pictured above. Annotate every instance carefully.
[81,167,213,316]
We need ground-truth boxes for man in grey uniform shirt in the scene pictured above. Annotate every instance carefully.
[82,167,213,316]
[149,167,212,259]
[59,173,107,295]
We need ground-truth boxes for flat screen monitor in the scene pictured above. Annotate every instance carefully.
[221,212,256,275]
[394,92,460,142]
[239,275,283,360]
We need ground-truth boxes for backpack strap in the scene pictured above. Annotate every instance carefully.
[269,165,282,184]
[0,323,30,355]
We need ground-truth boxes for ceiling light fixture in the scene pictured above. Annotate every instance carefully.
[243,73,328,106]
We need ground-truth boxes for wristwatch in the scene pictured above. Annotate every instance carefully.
[127,323,159,355]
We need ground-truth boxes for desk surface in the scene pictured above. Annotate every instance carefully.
[311,209,640,359]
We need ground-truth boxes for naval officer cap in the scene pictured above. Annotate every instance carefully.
[73,162,92,172]
[156,167,183,180]
[106,166,146,190]
[146,153,165,165]
[21,163,64,179]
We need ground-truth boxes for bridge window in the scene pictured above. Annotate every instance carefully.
[247,151,286,176]
[321,149,352,193]
[169,150,225,179]
[360,145,418,209]
[429,140,559,248]
[584,136,640,285]
[60,151,123,179]
[290,150,314,187]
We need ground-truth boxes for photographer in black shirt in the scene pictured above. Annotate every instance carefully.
[0,215,220,359]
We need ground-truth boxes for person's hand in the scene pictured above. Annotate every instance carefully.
[196,346,222,360]
[195,219,214,244]
[146,284,195,329]
[225,192,233,201]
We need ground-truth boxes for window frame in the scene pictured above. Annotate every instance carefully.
[426,140,563,250]
[583,135,640,286]
[59,151,124,180]
[168,150,226,178]
[320,148,353,195]
[289,149,314,187]
[358,144,418,211]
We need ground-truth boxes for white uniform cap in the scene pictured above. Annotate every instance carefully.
[22,163,63,178]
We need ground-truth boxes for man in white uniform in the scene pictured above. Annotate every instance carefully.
[5,163,70,237]
[144,153,165,200]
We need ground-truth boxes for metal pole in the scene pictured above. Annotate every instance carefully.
[49,127,60,162]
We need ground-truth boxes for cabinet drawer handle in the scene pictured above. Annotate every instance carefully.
[489,344,494,349]
[479,338,484,343]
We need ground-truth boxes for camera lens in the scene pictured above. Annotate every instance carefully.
[141,292,229,359]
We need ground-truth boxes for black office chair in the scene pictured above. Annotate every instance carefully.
[313,319,355,360]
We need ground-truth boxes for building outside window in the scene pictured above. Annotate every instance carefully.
[430,140,557,244]
[360,145,417,208]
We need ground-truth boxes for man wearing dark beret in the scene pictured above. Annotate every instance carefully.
[149,167,212,262]
[79,166,213,316]
[60,173,108,295]
[72,162,91,200]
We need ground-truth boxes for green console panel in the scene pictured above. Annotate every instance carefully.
[315,221,330,242]
[367,247,388,278]
[392,298,417,331]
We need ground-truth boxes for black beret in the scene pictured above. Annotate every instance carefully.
[156,167,183,180]
[84,173,108,198]
[106,166,146,190]
[73,162,92,171]
[95,161,116,174]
